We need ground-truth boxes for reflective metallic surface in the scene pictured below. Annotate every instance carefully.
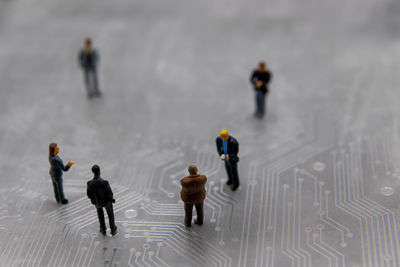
[1,0,400,266]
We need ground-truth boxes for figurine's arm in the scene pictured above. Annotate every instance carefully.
[56,157,71,171]
[228,139,239,161]
[94,50,100,66]
[235,140,239,155]
[87,185,95,204]
[263,71,272,84]
[215,138,223,156]
[105,181,115,203]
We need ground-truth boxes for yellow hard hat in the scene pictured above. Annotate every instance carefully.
[220,129,229,137]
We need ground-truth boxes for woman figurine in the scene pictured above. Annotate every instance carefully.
[48,143,74,204]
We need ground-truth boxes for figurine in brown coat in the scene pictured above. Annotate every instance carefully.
[180,164,207,227]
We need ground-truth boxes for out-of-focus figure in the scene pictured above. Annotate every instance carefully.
[250,61,272,118]
[79,38,101,98]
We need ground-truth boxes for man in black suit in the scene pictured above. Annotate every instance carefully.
[87,165,117,236]
[216,129,240,191]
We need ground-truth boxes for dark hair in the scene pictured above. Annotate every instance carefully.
[92,165,100,176]
[49,143,57,157]
[85,38,92,45]
[259,61,266,68]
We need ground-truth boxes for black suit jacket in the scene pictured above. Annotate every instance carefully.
[216,136,239,163]
[250,70,272,94]
[87,176,114,207]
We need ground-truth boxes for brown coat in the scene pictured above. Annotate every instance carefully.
[180,174,207,203]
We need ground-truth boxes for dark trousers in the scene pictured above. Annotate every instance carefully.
[51,176,66,202]
[184,202,203,226]
[225,161,240,188]
[96,203,117,232]
[255,90,266,117]
[84,67,99,95]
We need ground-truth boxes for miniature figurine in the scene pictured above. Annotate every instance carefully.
[250,61,272,118]
[48,143,74,204]
[78,38,101,98]
[87,165,117,236]
[180,164,207,227]
[216,130,240,191]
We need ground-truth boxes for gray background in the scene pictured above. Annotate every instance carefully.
[0,0,400,266]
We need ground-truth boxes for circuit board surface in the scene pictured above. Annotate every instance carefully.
[0,0,400,266]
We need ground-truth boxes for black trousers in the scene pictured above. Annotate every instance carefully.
[96,203,117,232]
[184,202,203,226]
[225,161,240,187]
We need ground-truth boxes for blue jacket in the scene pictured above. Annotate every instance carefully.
[49,156,70,178]
[79,49,99,68]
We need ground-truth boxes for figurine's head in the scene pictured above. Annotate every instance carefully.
[220,129,229,141]
[258,61,266,72]
[188,164,198,175]
[92,165,101,176]
[85,38,92,48]
[49,143,59,157]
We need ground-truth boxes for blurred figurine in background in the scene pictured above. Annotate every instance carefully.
[180,164,207,227]
[216,130,240,191]
[87,165,117,236]
[250,61,272,118]
[48,143,74,204]
[79,38,101,98]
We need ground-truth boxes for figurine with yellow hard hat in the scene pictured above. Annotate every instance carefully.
[216,129,240,191]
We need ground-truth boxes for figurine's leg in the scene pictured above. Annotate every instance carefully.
[96,207,106,234]
[57,177,68,203]
[84,68,91,96]
[89,69,96,95]
[184,203,194,227]
[231,163,240,190]
[264,95,267,115]
[52,176,67,203]
[51,178,60,202]
[259,92,265,116]
[224,161,233,185]
[254,91,259,116]
[92,68,100,94]
[256,91,263,117]
[105,204,117,235]
[194,202,203,225]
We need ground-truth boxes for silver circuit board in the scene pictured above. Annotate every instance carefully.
[0,0,400,266]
